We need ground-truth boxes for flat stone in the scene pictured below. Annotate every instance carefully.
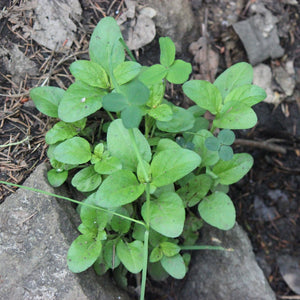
[179,224,276,300]
[0,163,129,300]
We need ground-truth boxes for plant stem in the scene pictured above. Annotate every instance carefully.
[180,245,233,251]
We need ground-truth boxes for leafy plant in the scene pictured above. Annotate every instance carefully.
[28,17,266,299]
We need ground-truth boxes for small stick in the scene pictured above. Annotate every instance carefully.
[234,139,287,154]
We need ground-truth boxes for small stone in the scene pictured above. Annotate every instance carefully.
[273,62,296,96]
[254,196,278,222]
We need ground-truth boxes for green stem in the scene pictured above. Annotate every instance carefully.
[119,38,137,62]
[180,245,233,251]
[0,136,30,148]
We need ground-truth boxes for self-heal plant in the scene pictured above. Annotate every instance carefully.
[27,17,266,299]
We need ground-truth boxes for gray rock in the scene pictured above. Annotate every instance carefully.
[142,0,195,52]
[254,196,278,222]
[180,224,276,300]
[273,63,296,96]
[0,163,129,300]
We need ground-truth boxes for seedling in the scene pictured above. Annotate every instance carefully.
[23,17,265,299]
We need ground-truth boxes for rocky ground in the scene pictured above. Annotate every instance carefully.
[0,0,300,299]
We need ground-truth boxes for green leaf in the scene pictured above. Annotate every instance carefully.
[89,17,125,73]
[160,242,181,257]
[213,153,253,184]
[218,145,233,161]
[161,254,186,279]
[183,80,222,114]
[116,240,144,274]
[113,61,141,85]
[198,192,236,230]
[137,160,151,183]
[53,137,91,164]
[156,138,182,153]
[47,169,68,187]
[224,84,266,106]
[166,59,192,84]
[142,192,185,238]
[159,37,176,67]
[214,102,257,129]
[67,235,102,273]
[148,262,169,281]
[102,93,127,112]
[151,148,201,187]
[45,121,78,145]
[148,103,173,121]
[177,174,212,207]
[58,81,105,122]
[139,64,168,85]
[70,60,109,88]
[96,169,145,208]
[193,130,219,167]
[103,240,121,269]
[156,106,195,133]
[107,119,151,171]
[150,247,163,263]
[71,166,102,192]
[218,129,235,145]
[30,86,65,118]
[121,106,143,129]
[119,80,149,106]
[110,207,131,234]
[214,62,253,99]
[146,82,165,107]
[94,156,122,175]
[93,254,109,276]
[205,136,220,151]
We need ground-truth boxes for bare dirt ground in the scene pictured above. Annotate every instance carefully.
[0,0,300,299]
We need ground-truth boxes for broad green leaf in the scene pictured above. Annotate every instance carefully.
[160,242,180,257]
[119,80,149,106]
[116,240,144,274]
[151,148,201,187]
[166,59,192,84]
[193,130,219,167]
[148,103,173,121]
[161,254,186,279]
[47,169,68,187]
[121,106,143,129]
[159,37,175,67]
[111,207,131,234]
[146,82,165,107]
[177,174,212,207]
[58,81,105,122]
[218,145,233,161]
[45,121,78,145]
[148,262,169,281]
[198,192,235,230]
[224,84,266,106]
[103,240,121,269]
[107,119,151,171]
[113,61,141,85]
[93,254,109,276]
[137,160,151,183]
[102,93,127,112]
[94,156,122,174]
[139,64,168,85]
[187,105,206,117]
[218,129,235,145]
[213,102,257,129]
[142,192,185,238]
[53,137,91,164]
[71,166,102,192]
[156,106,195,133]
[96,169,145,208]
[150,247,163,263]
[182,215,203,245]
[156,138,181,153]
[214,62,253,99]
[67,235,102,273]
[205,136,220,151]
[70,60,109,88]
[212,153,253,184]
[30,86,65,118]
[89,17,125,73]
[183,80,222,114]
[132,223,146,242]
[149,229,168,247]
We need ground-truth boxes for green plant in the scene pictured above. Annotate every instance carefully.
[27,17,265,299]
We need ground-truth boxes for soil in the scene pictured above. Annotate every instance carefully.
[1,0,300,299]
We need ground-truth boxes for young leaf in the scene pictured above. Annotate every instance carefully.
[159,37,176,67]
[218,129,235,145]
[94,156,122,175]
[218,145,234,161]
[96,169,145,208]
[166,60,192,84]
[58,81,106,122]
[183,80,222,114]
[113,61,141,85]
[146,82,165,107]
[150,247,163,263]
[70,60,109,88]
[121,106,143,129]
[119,80,149,106]
[205,136,220,151]
[139,64,168,85]
[67,235,102,273]
[212,153,253,184]
[116,240,144,274]
[141,192,185,238]
[53,137,91,164]
[107,119,151,171]
[213,62,253,99]
[89,16,125,73]
[47,169,68,187]
[110,207,131,234]
[45,121,78,145]
[102,93,128,112]
[160,242,181,257]
[30,86,65,118]
[151,148,201,187]
[161,254,186,279]
[71,166,102,192]
[148,103,173,122]
[198,192,236,230]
